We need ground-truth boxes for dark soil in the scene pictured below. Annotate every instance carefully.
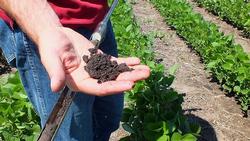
[0,65,11,75]
[0,51,11,75]
[83,48,133,83]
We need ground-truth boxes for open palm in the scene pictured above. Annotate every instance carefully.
[39,27,150,96]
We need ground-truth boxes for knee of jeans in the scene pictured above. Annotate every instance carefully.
[99,112,122,132]
[110,119,120,132]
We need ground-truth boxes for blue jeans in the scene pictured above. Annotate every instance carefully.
[0,19,124,141]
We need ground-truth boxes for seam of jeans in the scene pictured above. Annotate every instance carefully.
[8,27,18,62]
[22,33,48,118]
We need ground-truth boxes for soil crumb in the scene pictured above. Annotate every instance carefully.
[83,48,133,83]
[0,65,11,75]
[0,53,11,75]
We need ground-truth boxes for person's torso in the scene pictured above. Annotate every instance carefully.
[0,0,108,30]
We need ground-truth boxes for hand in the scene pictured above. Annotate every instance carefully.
[37,27,150,95]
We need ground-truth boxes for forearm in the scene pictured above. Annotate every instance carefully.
[0,0,62,44]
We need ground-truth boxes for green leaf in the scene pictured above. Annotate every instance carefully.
[226,35,233,43]
[144,113,155,122]
[237,53,248,62]
[145,122,164,132]
[222,62,233,70]
[125,24,133,32]
[2,83,16,91]
[0,74,10,85]
[244,19,250,26]
[122,123,135,134]
[146,60,156,69]
[119,136,130,141]
[233,86,241,93]
[211,42,221,47]
[160,75,175,87]
[171,132,182,141]
[32,124,41,132]
[157,134,170,141]
[7,72,21,84]
[168,64,180,75]
[181,134,197,141]
[207,61,217,69]
[222,84,232,92]
[121,108,132,122]
[143,130,163,141]
[236,75,246,83]
[164,91,179,103]
[189,123,201,134]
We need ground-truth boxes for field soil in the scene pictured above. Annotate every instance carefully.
[111,0,250,141]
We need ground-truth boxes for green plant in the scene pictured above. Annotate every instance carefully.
[121,64,200,141]
[195,0,250,37]
[150,0,250,115]
[112,2,200,140]
[0,1,201,140]
[0,72,40,141]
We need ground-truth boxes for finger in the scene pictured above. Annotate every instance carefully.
[41,54,66,92]
[62,50,81,73]
[130,65,151,71]
[111,57,140,66]
[98,81,134,95]
[79,79,134,96]
[116,65,150,82]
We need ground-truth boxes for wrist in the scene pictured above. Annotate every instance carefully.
[36,26,64,45]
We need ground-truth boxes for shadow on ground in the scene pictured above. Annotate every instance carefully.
[185,112,218,141]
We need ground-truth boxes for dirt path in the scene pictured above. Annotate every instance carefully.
[130,0,250,141]
[187,0,250,54]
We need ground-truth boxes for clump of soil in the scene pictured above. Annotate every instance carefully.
[83,47,133,83]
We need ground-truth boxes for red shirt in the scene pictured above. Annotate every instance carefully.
[0,0,108,30]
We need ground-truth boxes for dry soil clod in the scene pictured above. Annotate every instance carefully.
[83,48,133,83]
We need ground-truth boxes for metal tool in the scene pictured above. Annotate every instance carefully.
[90,0,118,47]
[37,0,119,140]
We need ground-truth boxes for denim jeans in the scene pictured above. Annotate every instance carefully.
[0,19,124,141]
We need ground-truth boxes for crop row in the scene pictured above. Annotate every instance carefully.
[0,73,40,141]
[150,0,250,116]
[0,2,200,141]
[112,2,200,141]
[195,0,250,37]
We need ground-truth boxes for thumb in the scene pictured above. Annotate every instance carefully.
[42,54,66,92]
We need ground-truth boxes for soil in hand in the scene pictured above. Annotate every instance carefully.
[83,48,133,83]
